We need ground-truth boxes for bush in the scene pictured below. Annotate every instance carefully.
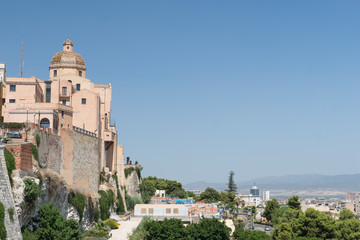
[0,202,6,240]
[84,221,110,238]
[22,228,37,240]
[99,190,114,220]
[0,122,24,129]
[124,167,135,178]
[31,144,39,162]
[36,134,40,147]
[104,219,119,229]
[4,148,15,182]
[34,203,82,240]
[24,178,41,207]
[68,193,86,221]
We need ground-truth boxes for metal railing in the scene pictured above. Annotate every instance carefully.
[72,126,97,138]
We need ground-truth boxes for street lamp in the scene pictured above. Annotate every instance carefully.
[25,108,29,142]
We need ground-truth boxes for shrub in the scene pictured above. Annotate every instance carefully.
[124,167,135,178]
[7,208,14,222]
[104,219,119,229]
[0,202,6,240]
[100,168,106,183]
[35,134,40,147]
[84,221,110,238]
[31,144,39,162]
[0,122,24,129]
[98,190,114,220]
[24,178,41,207]
[113,174,125,214]
[4,148,15,182]
[68,193,86,221]
[22,229,37,240]
[35,203,82,239]
[135,167,142,181]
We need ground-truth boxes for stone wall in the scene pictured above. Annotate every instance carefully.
[5,143,32,171]
[0,146,23,240]
[71,131,100,194]
[37,130,63,173]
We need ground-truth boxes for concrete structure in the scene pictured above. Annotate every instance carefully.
[155,190,166,198]
[0,146,23,240]
[4,40,121,174]
[347,192,356,201]
[262,190,270,201]
[134,204,188,217]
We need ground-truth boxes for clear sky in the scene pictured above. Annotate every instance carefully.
[2,1,360,184]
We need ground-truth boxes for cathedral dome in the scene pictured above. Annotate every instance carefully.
[49,40,86,70]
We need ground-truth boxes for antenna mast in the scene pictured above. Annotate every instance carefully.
[21,40,24,77]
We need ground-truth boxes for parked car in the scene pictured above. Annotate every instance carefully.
[265,226,271,231]
[7,132,22,139]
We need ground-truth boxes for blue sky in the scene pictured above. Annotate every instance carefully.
[2,1,360,184]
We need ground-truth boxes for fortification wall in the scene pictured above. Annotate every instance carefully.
[37,128,100,194]
[123,165,142,197]
[0,146,23,240]
[71,131,100,193]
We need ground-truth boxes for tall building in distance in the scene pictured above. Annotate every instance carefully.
[250,182,260,196]
[262,190,270,201]
[347,192,356,201]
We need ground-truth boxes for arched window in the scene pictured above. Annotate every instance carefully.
[40,118,50,128]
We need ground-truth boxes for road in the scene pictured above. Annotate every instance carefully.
[109,217,143,240]
[253,223,273,235]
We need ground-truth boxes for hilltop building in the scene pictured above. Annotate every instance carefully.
[3,40,122,179]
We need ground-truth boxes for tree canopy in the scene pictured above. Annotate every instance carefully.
[263,198,280,221]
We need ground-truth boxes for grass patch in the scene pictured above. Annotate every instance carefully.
[31,144,39,162]
[36,134,40,147]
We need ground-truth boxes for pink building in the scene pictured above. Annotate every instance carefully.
[4,40,120,172]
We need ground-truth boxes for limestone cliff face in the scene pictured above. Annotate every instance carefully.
[124,168,142,198]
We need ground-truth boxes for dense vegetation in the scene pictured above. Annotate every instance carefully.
[23,178,41,208]
[22,203,82,240]
[0,122,24,129]
[98,190,114,220]
[68,192,86,221]
[139,176,188,202]
[35,134,40,147]
[130,217,230,240]
[0,202,6,240]
[4,148,15,184]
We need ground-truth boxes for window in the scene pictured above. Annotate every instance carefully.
[54,70,57,77]
[141,208,146,214]
[62,100,66,105]
[149,208,154,214]
[9,99,15,103]
[45,82,51,103]
[76,84,81,91]
[173,208,179,214]
[82,98,86,104]
[79,71,82,77]
[10,85,16,92]
[166,208,171,214]
[62,87,67,96]
[61,111,64,117]
[60,124,63,128]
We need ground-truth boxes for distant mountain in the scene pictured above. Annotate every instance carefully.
[184,174,360,198]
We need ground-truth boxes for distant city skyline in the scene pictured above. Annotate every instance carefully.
[2,1,360,184]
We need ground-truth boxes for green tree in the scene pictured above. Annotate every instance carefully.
[287,195,301,210]
[186,218,230,240]
[143,218,185,240]
[24,178,41,207]
[340,208,355,220]
[336,218,360,240]
[199,188,222,203]
[233,230,270,240]
[227,170,237,193]
[263,198,280,221]
[34,203,82,240]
